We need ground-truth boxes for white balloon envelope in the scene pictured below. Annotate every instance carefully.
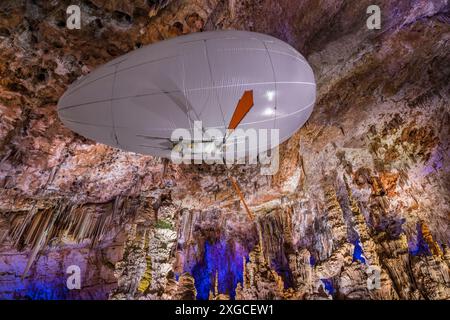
[57,30,316,158]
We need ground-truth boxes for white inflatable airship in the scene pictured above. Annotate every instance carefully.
[57,30,316,158]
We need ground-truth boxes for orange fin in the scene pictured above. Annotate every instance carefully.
[228,90,254,130]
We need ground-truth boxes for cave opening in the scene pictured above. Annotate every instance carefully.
[190,240,248,300]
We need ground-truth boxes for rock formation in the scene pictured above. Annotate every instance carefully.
[0,0,449,299]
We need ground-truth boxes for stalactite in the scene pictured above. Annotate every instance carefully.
[256,220,267,266]
[4,195,137,276]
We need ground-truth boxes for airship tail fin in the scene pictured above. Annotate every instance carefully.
[227,90,254,130]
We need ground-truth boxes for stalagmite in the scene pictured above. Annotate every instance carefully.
[420,222,443,257]
[137,231,152,293]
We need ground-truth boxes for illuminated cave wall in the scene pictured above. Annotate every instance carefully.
[0,0,449,300]
[0,244,121,299]
[188,240,248,300]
